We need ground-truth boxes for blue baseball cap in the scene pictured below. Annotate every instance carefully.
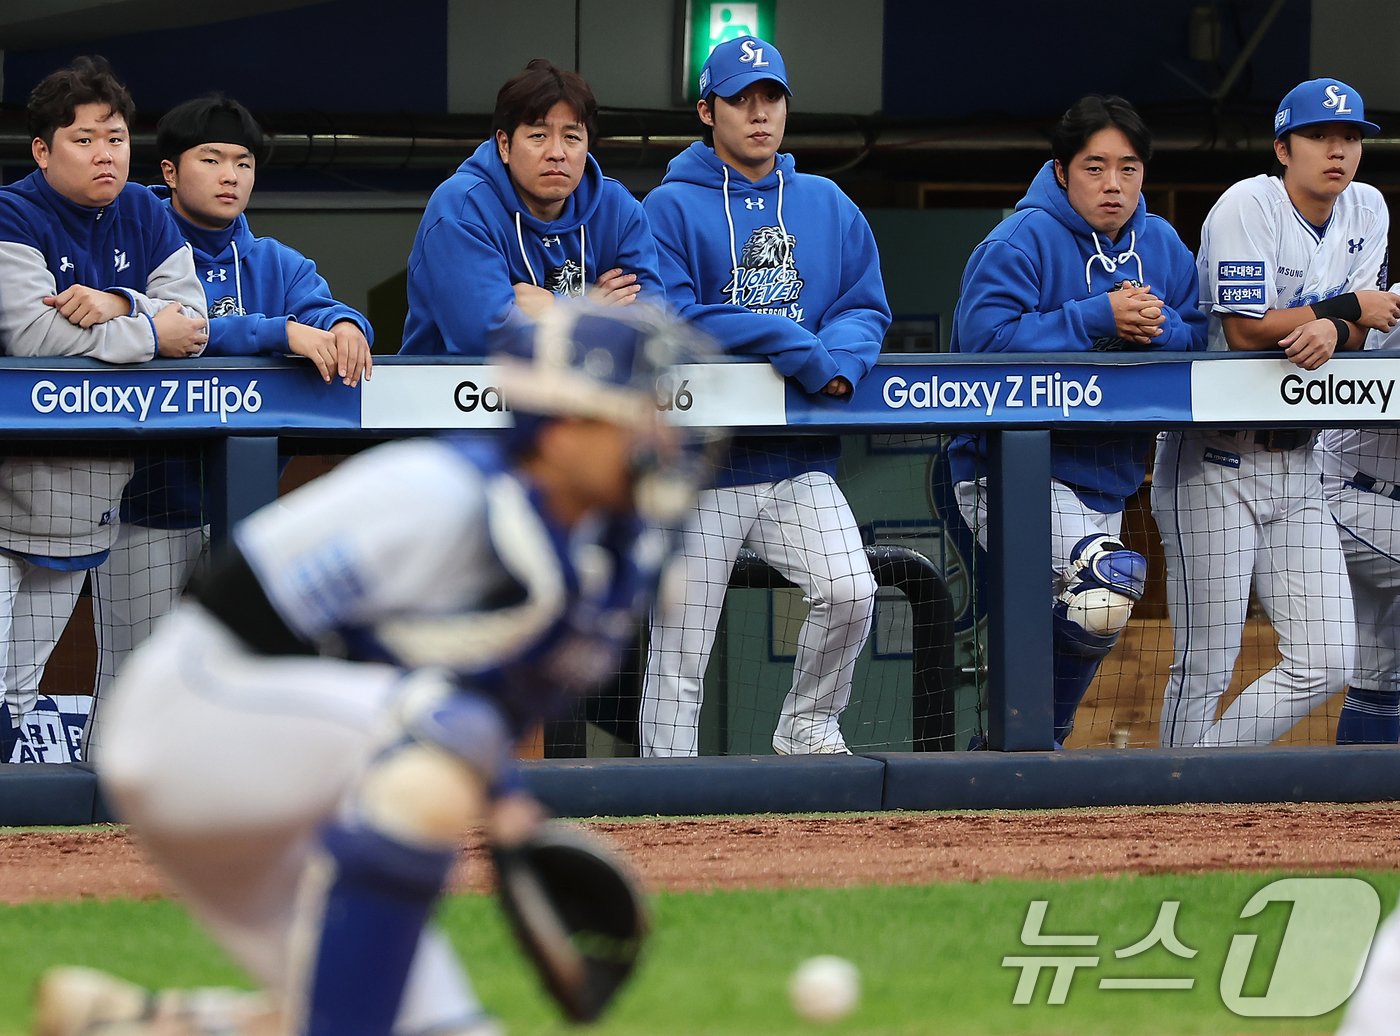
[1274,78,1380,138]
[699,36,791,99]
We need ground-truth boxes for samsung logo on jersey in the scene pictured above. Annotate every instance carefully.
[1218,261,1266,281]
[1280,373,1395,412]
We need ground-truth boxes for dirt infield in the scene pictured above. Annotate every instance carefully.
[3,802,1398,904]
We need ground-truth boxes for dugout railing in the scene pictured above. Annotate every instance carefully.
[2,352,1399,822]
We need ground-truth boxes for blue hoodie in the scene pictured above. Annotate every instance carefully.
[948,161,1206,511]
[400,139,663,355]
[644,141,891,486]
[121,190,373,528]
[158,189,372,353]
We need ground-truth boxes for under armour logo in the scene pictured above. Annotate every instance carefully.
[541,235,561,247]
[739,40,769,67]
[1323,84,1353,116]
[112,248,129,273]
[744,197,765,210]
[1349,238,1365,253]
[58,256,74,273]
[206,268,228,282]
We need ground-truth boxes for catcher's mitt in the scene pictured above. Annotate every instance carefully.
[491,823,648,1023]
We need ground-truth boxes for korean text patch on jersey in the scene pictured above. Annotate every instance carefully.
[1218,261,1266,281]
[1216,260,1265,307]
[1219,284,1266,306]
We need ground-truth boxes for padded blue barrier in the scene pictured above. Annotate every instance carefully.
[0,763,98,826]
[7,748,1399,826]
[520,756,888,817]
[875,746,1400,810]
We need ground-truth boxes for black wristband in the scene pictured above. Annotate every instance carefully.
[1329,317,1352,348]
[1313,293,1362,322]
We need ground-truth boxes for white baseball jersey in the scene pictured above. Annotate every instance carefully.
[1196,174,1389,350]
[1320,307,1400,488]
[1319,305,1400,694]
[1153,173,1382,746]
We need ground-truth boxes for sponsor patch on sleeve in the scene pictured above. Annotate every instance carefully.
[1217,261,1266,281]
[1217,284,1265,305]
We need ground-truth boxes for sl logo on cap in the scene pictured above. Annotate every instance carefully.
[1274,108,1289,132]
[1323,83,1354,115]
[739,39,770,67]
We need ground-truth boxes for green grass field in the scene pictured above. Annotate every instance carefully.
[3,867,1395,1035]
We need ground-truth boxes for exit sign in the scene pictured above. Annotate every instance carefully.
[679,0,777,103]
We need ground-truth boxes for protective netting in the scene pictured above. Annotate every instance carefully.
[6,426,1374,765]
[956,430,1354,750]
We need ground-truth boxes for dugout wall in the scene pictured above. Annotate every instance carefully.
[2,352,1398,823]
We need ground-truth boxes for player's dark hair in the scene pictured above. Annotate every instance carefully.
[1050,94,1153,170]
[492,58,597,146]
[157,94,268,166]
[699,86,789,148]
[26,55,134,147]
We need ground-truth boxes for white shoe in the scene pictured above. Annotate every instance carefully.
[33,966,275,1036]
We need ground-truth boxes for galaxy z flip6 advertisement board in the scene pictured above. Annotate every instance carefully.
[3,354,1400,432]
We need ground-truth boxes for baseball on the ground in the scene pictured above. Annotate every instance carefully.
[788,954,860,1023]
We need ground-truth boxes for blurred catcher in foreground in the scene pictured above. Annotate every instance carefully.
[34,300,717,1036]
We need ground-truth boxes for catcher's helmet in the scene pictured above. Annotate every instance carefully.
[491,301,723,522]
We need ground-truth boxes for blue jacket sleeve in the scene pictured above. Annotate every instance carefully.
[408,215,519,357]
[1150,240,1209,353]
[811,212,891,390]
[645,193,837,393]
[207,314,290,356]
[206,247,372,357]
[955,239,1118,353]
[280,251,373,341]
[608,197,666,306]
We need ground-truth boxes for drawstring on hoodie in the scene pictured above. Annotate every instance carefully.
[1085,230,1143,290]
[722,166,740,304]
[775,170,792,269]
[231,238,245,314]
[721,165,791,304]
[515,213,538,287]
[514,212,587,295]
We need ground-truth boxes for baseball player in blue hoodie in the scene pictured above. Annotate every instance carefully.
[1156,78,1398,747]
[948,95,1207,748]
[0,57,208,730]
[84,95,374,755]
[639,36,888,756]
[401,59,662,355]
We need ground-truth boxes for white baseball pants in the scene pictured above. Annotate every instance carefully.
[640,472,876,756]
[85,521,206,759]
[953,477,1124,587]
[99,605,485,1035]
[0,554,87,718]
[1325,487,1400,694]
[1153,431,1354,747]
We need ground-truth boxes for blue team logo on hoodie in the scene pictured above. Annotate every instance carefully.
[725,226,804,317]
[547,259,585,298]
